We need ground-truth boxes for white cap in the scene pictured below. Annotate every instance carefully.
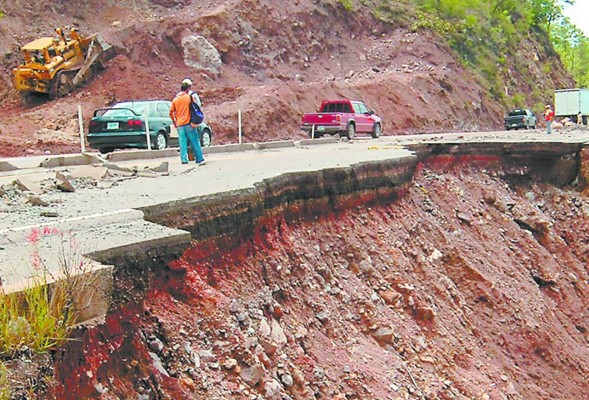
[182,78,193,86]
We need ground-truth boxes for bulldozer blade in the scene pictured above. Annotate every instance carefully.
[72,35,113,87]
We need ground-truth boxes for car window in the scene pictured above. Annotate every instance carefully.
[104,102,149,117]
[157,103,170,118]
[146,103,160,118]
[343,102,351,113]
[508,109,526,116]
[353,102,368,113]
[101,108,138,117]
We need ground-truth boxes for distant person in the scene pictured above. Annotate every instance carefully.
[169,82,205,165]
[544,105,555,134]
[578,112,583,125]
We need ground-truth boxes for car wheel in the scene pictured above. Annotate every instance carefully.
[341,123,355,140]
[200,128,213,147]
[371,123,381,139]
[99,148,114,154]
[155,132,167,150]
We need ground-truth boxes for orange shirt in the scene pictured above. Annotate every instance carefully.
[170,93,192,127]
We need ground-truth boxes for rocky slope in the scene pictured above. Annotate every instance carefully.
[31,153,588,399]
[0,0,575,156]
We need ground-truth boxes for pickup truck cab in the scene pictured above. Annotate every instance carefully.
[504,108,537,130]
[301,100,382,139]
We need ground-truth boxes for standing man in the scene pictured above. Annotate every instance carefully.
[544,105,555,135]
[177,77,205,153]
[169,82,205,165]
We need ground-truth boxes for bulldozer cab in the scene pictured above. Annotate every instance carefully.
[20,38,55,65]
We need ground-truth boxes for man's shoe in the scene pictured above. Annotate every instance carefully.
[181,161,189,164]
[197,160,206,166]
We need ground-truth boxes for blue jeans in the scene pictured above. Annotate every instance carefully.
[546,120,552,134]
[177,124,204,163]
[188,124,204,163]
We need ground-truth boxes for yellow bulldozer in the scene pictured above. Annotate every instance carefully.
[13,27,113,106]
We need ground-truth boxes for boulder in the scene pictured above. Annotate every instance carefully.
[182,35,223,74]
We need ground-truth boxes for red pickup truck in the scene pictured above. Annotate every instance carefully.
[300,99,382,139]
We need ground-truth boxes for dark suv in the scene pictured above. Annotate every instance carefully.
[504,108,537,130]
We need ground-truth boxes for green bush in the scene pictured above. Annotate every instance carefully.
[337,0,353,11]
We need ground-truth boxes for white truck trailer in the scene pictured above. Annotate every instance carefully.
[555,88,589,124]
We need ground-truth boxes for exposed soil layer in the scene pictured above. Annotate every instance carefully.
[0,0,574,157]
[31,154,589,400]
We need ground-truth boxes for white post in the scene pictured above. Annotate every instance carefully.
[238,109,242,144]
[77,105,86,154]
[311,124,315,140]
[145,116,152,150]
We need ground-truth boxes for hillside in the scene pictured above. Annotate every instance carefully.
[0,0,575,156]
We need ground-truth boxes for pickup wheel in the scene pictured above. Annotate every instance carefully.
[371,123,381,138]
[342,123,355,140]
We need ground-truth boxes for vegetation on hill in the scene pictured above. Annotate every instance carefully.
[365,0,585,109]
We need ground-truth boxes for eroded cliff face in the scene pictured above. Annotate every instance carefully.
[45,150,589,400]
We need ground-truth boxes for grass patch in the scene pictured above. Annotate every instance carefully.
[0,363,9,400]
[0,228,93,357]
[0,276,76,356]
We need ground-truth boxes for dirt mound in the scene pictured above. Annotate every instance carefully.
[0,0,571,156]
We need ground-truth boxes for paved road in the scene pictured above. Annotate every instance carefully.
[1,128,588,289]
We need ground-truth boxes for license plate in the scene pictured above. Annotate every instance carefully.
[511,124,517,126]
[317,126,325,131]
[107,122,119,130]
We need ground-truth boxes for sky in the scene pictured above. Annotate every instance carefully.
[562,1,589,36]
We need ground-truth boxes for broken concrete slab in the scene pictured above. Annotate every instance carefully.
[0,161,18,172]
[40,154,103,168]
[56,172,76,192]
[26,195,49,206]
[14,177,43,195]
[103,162,133,173]
[69,165,108,180]
[137,170,158,178]
[149,162,169,173]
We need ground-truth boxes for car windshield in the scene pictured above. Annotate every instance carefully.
[102,102,150,117]
[508,110,526,116]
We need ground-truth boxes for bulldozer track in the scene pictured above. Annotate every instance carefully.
[49,69,78,99]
